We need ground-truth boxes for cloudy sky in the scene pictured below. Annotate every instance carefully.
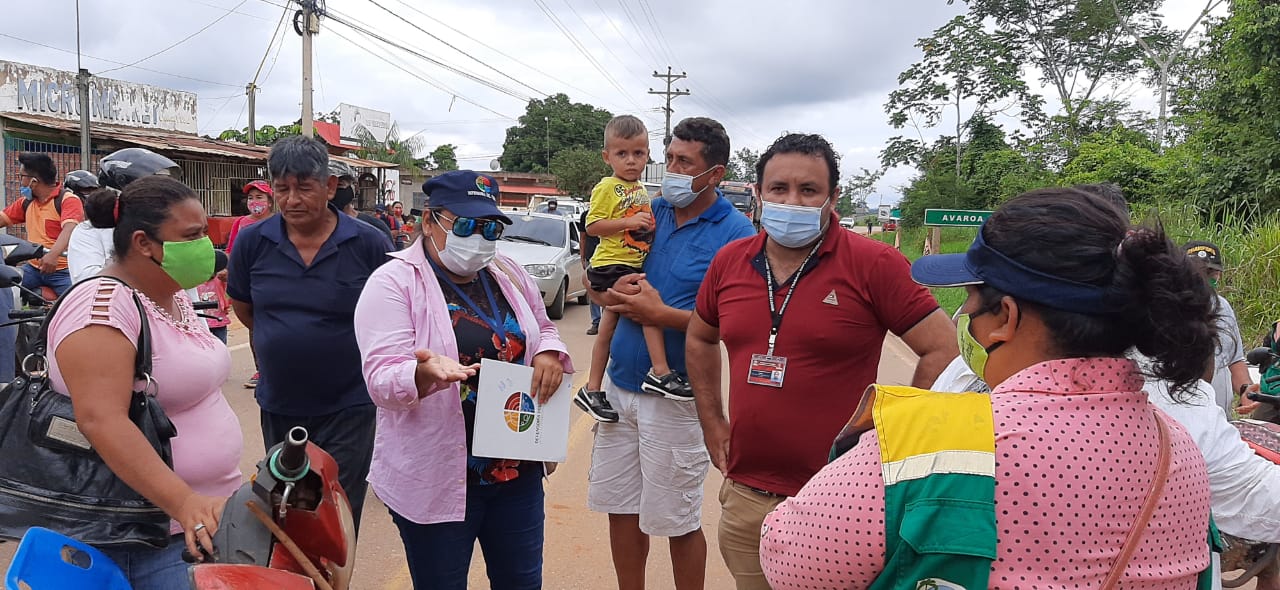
[0,0,1216,203]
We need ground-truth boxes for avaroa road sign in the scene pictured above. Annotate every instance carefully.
[924,209,992,227]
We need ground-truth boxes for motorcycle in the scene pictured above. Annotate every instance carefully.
[1222,344,1280,588]
[187,426,356,589]
[4,427,356,590]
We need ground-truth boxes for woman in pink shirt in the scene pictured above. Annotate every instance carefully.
[226,179,272,388]
[49,176,241,590]
[760,188,1219,589]
[354,171,572,589]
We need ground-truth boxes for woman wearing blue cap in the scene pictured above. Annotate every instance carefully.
[353,170,573,589]
[759,187,1220,589]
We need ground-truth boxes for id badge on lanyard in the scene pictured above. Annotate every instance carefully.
[748,241,820,389]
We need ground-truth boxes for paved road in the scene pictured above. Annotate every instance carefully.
[2,298,1258,589]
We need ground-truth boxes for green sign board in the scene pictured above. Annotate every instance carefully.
[924,209,992,227]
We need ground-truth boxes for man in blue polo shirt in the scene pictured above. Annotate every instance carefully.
[228,136,392,529]
[588,117,756,590]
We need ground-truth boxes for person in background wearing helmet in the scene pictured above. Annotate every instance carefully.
[0,153,85,298]
[225,180,274,255]
[329,161,395,247]
[1185,240,1257,418]
[64,170,99,200]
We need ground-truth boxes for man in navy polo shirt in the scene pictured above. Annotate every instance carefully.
[588,117,756,590]
[686,133,958,589]
[228,136,392,529]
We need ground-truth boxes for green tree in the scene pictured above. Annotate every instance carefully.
[355,122,426,173]
[955,0,1171,146]
[724,148,762,183]
[500,94,613,173]
[839,168,882,218]
[549,147,611,198]
[427,144,459,171]
[1175,0,1280,213]
[884,14,1041,177]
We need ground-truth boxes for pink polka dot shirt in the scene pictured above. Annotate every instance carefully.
[760,358,1212,589]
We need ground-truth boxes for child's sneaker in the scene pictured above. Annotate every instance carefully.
[641,370,694,401]
[574,386,620,423]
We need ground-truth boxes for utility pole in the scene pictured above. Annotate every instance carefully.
[75,0,91,170]
[648,67,689,146]
[76,69,91,170]
[246,83,258,146]
[544,115,550,167]
[299,0,319,138]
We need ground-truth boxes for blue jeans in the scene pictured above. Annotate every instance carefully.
[260,404,376,531]
[390,473,545,590]
[21,266,72,299]
[590,301,601,326]
[98,534,188,590]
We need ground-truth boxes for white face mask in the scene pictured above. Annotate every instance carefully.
[431,221,496,275]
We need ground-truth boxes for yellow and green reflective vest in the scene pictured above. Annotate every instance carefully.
[830,384,1218,590]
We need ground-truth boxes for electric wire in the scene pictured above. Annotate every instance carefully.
[0,32,240,88]
[99,0,250,75]
[364,0,547,97]
[531,0,644,111]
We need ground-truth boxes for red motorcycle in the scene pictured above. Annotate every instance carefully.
[188,426,356,589]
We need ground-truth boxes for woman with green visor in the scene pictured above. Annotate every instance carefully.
[760,187,1219,589]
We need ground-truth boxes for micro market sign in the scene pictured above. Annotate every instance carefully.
[0,60,198,133]
[924,209,992,227]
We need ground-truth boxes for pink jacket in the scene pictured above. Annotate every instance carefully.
[353,238,573,525]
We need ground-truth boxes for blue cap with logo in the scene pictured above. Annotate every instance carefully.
[423,170,511,223]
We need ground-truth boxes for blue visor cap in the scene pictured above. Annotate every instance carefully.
[424,170,512,224]
[910,225,1114,314]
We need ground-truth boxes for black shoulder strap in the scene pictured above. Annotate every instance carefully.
[35,276,153,380]
[21,192,66,216]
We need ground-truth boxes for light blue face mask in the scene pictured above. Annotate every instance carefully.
[661,167,717,208]
[19,187,31,199]
[760,199,829,248]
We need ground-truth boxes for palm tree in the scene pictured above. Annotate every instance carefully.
[354,122,425,173]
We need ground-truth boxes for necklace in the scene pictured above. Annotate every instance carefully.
[135,291,204,338]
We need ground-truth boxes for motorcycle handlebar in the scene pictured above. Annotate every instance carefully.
[7,309,46,320]
[1247,347,1276,368]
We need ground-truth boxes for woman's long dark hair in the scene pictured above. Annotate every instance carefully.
[977,188,1218,400]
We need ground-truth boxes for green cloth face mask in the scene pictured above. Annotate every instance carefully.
[1209,278,1219,289]
[957,312,1003,383]
[151,236,215,289]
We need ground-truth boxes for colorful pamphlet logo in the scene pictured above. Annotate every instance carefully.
[504,392,536,433]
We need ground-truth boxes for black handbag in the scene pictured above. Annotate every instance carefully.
[0,276,176,548]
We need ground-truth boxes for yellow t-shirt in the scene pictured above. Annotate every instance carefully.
[585,176,651,268]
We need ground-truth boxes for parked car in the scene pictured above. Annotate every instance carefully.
[532,200,587,218]
[883,219,898,231]
[495,212,588,320]
[839,217,855,229]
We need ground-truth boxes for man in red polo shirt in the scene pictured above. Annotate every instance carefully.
[687,133,958,590]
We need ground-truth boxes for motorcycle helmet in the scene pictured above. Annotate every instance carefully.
[63,170,99,197]
[98,148,181,190]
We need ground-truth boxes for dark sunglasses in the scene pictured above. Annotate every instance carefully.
[436,212,504,241]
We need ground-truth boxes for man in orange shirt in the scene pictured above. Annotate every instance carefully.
[0,153,85,298]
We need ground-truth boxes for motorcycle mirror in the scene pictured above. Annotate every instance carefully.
[1247,347,1277,369]
[0,266,23,288]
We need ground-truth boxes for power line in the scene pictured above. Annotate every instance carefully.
[177,0,276,22]
[589,0,659,67]
[614,0,665,67]
[325,9,534,102]
[99,0,249,75]
[0,32,241,88]
[387,0,613,108]
[325,24,516,120]
[634,0,677,66]
[251,2,291,84]
[364,0,547,98]
[560,0,652,83]
[532,0,644,111]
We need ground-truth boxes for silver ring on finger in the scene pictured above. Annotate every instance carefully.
[192,522,207,533]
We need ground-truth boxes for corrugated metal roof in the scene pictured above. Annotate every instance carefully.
[1,113,396,169]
